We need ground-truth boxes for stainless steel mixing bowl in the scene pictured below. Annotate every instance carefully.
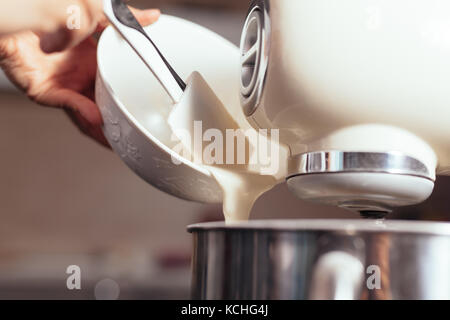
[188,219,450,300]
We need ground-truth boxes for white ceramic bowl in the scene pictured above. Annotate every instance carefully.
[96,15,240,203]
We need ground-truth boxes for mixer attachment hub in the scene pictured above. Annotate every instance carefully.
[286,151,435,215]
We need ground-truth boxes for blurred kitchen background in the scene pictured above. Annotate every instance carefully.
[0,0,449,299]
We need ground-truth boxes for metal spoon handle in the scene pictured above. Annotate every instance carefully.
[104,0,185,103]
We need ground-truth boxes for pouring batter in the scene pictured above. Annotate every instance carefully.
[169,72,288,221]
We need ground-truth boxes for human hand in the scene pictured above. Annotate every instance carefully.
[0,2,160,147]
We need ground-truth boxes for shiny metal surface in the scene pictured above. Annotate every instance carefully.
[285,152,436,216]
[189,219,450,300]
[240,0,270,116]
[288,151,434,181]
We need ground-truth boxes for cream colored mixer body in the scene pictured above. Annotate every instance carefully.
[240,0,450,215]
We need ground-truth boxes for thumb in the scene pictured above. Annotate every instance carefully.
[97,8,161,33]
[132,8,161,27]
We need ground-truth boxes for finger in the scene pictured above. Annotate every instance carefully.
[96,8,160,33]
[55,90,111,148]
[49,88,103,128]
[131,8,161,26]
[89,125,111,148]
[39,27,72,53]
[0,35,16,60]
[64,107,91,135]
[39,0,102,53]
[65,108,110,148]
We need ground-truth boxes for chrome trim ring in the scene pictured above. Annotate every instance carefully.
[188,219,450,236]
[287,151,435,181]
[240,0,270,116]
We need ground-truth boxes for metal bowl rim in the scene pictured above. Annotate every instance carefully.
[187,219,450,236]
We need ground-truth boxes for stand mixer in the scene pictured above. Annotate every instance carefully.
[97,0,450,218]
[239,0,450,217]
[96,0,450,300]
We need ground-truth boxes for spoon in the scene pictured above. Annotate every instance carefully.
[103,0,186,103]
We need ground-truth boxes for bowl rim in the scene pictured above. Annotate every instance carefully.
[97,15,238,178]
[187,219,450,236]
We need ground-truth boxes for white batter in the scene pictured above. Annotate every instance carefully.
[168,72,287,222]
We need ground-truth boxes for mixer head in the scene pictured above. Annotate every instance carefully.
[239,0,437,217]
